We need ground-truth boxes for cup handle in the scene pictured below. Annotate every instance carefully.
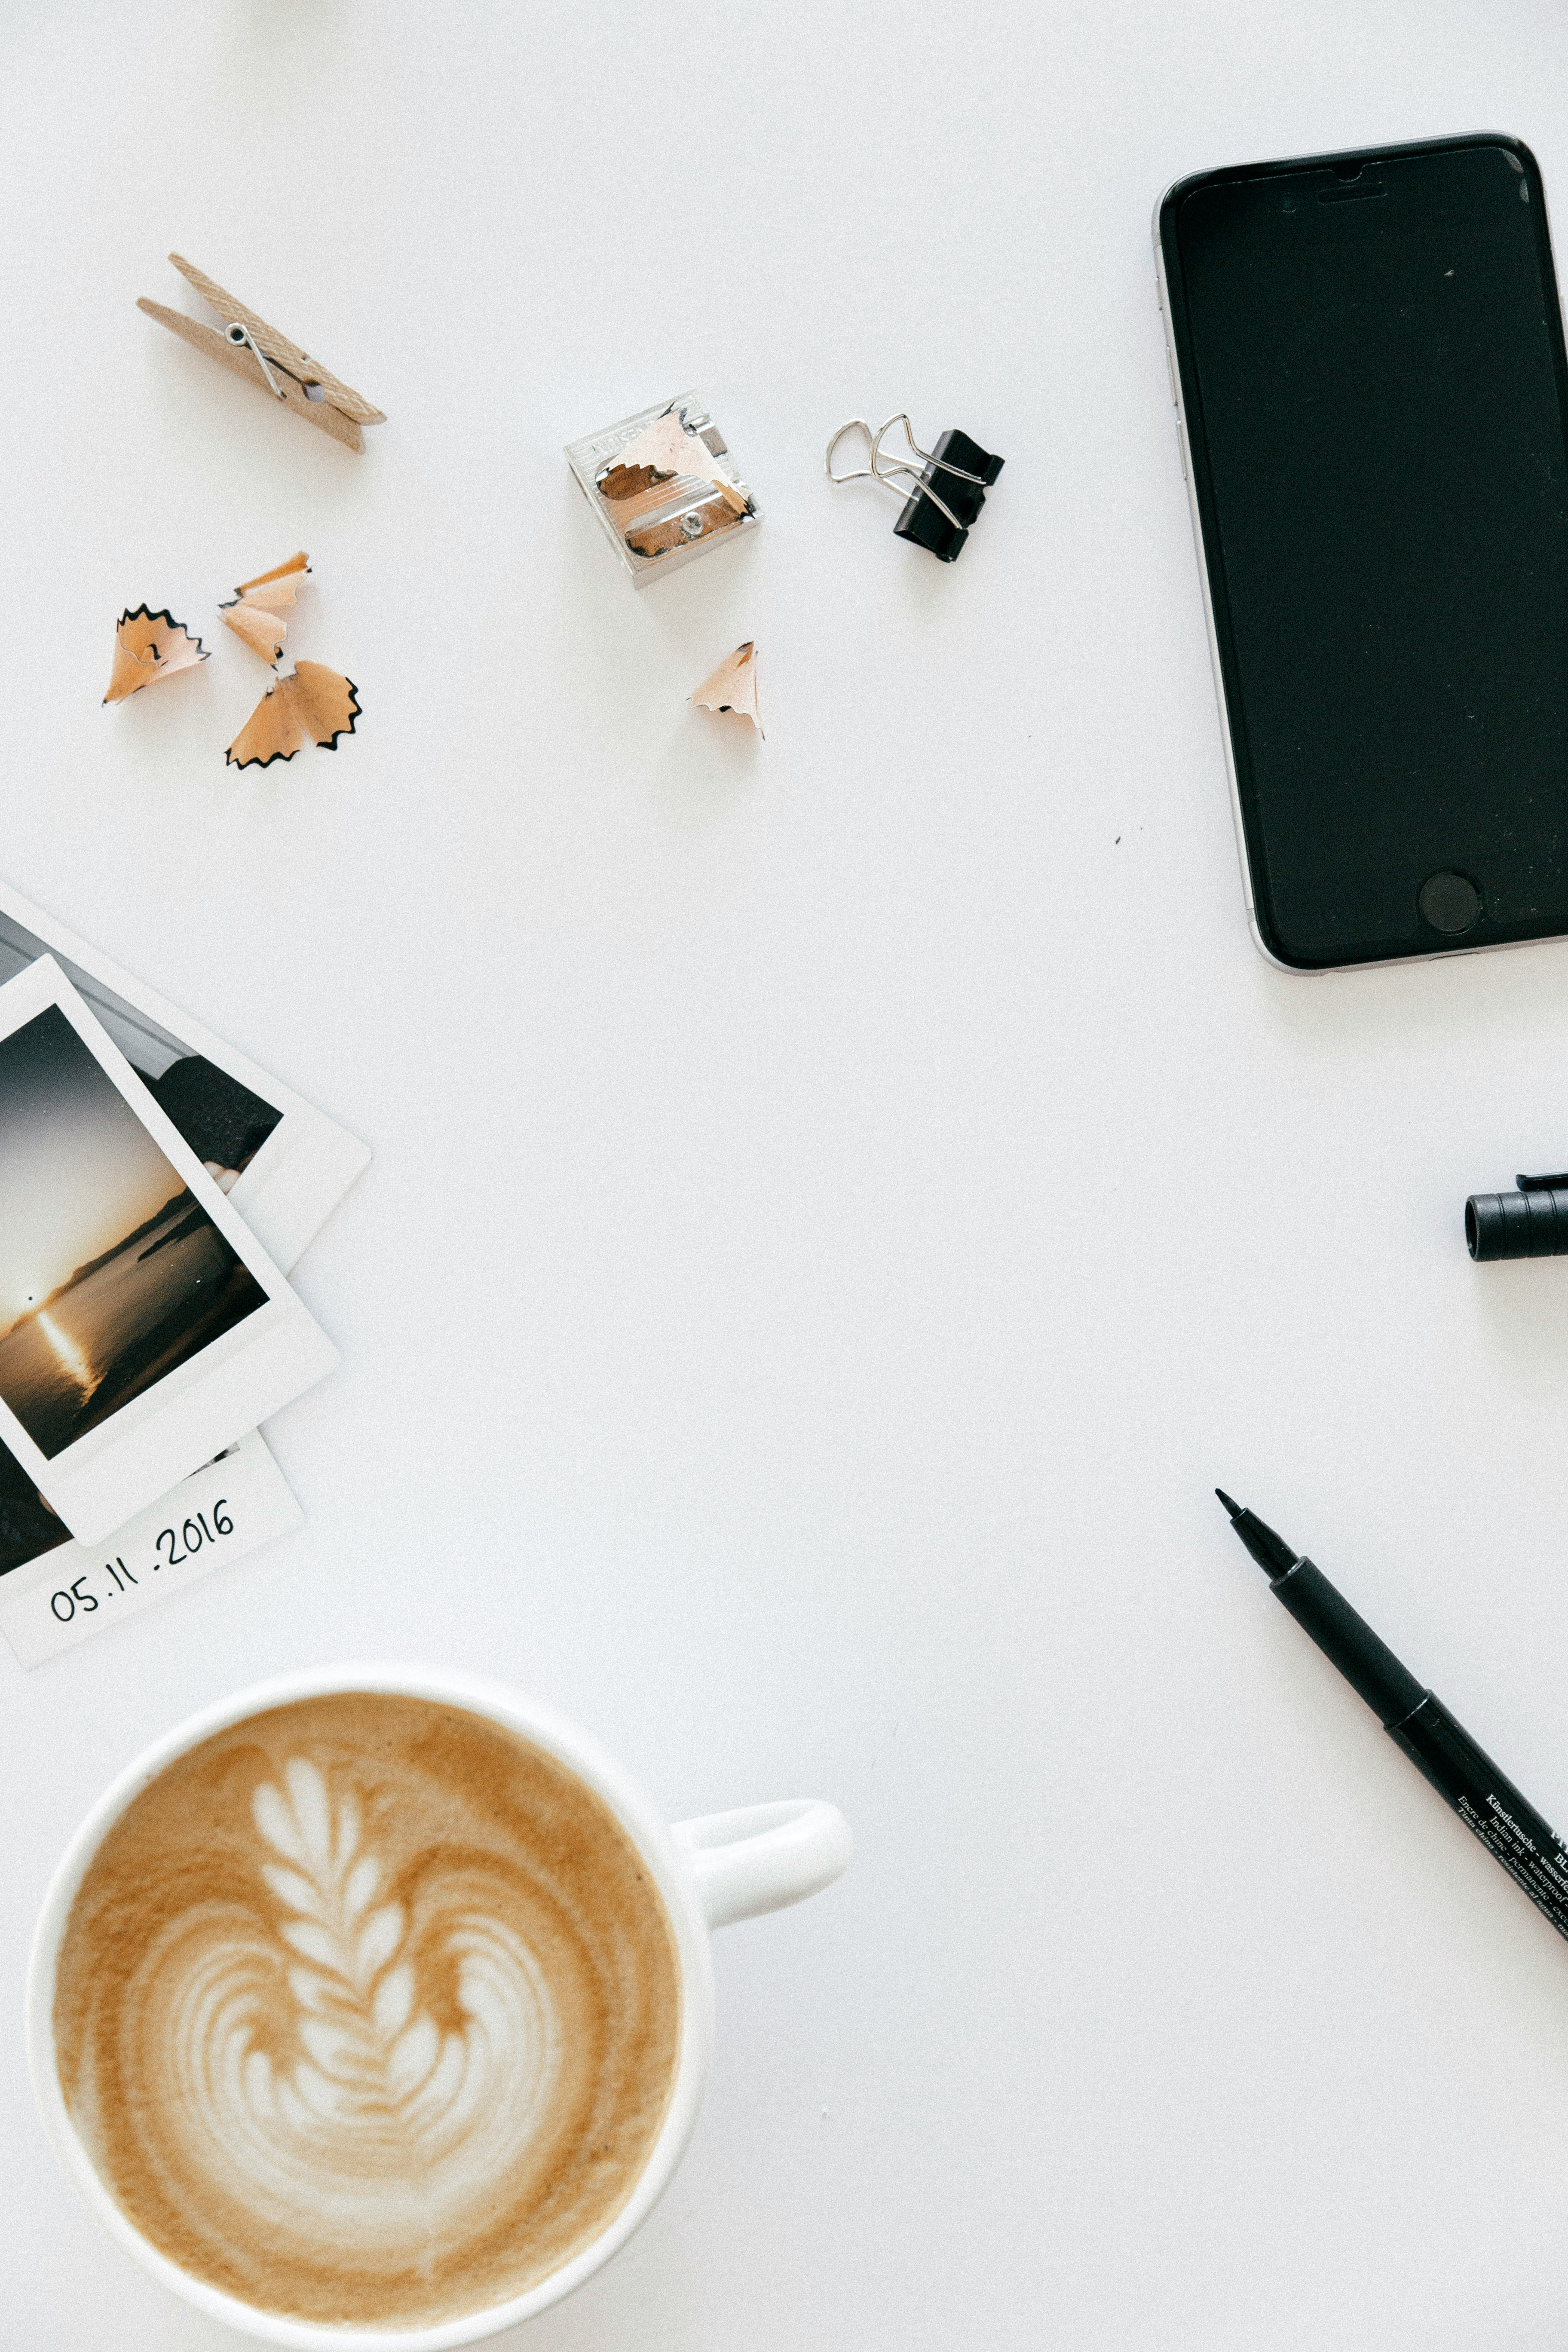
[670,1799,852,1930]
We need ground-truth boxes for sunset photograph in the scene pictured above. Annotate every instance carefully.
[0,1006,267,1458]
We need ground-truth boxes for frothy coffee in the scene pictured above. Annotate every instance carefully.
[52,1694,683,2330]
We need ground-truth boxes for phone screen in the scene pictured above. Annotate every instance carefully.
[1161,138,1568,968]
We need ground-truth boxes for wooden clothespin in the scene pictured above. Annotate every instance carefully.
[136,254,386,453]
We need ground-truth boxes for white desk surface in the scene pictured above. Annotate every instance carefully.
[6,3,1568,2345]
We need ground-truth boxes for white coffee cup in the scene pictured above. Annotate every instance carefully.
[25,1662,852,2349]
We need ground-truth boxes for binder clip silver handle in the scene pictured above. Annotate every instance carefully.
[826,413,992,534]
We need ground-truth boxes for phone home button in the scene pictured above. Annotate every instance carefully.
[1418,870,1482,934]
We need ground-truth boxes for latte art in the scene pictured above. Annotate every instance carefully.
[53,1696,683,2329]
[163,1757,561,2261]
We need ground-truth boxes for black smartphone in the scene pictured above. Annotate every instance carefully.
[1158,135,1568,970]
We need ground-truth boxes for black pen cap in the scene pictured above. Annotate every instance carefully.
[1466,1175,1568,1261]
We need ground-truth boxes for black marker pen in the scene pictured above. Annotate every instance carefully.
[1217,1491,1568,1945]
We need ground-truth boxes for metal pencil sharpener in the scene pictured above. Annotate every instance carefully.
[566,392,760,586]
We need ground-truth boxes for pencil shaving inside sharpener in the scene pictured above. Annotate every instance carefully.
[566,393,760,585]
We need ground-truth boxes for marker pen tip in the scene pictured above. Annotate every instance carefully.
[1216,1491,1300,1577]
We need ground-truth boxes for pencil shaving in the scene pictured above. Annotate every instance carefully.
[690,641,763,737]
[227,662,360,770]
[603,412,723,500]
[603,413,750,518]
[221,552,310,665]
[104,608,209,705]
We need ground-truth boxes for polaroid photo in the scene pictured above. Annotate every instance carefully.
[0,959,338,1544]
[0,876,369,1274]
[0,877,366,1587]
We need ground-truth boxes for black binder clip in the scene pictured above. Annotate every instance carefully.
[825,413,1004,563]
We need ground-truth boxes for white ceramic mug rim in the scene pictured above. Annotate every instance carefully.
[25,1660,719,2351]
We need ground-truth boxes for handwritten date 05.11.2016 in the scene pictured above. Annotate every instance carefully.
[49,1501,235,1624]
[0,1433,301,1670]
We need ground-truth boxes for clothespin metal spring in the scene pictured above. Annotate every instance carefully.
[224,321,286,401]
